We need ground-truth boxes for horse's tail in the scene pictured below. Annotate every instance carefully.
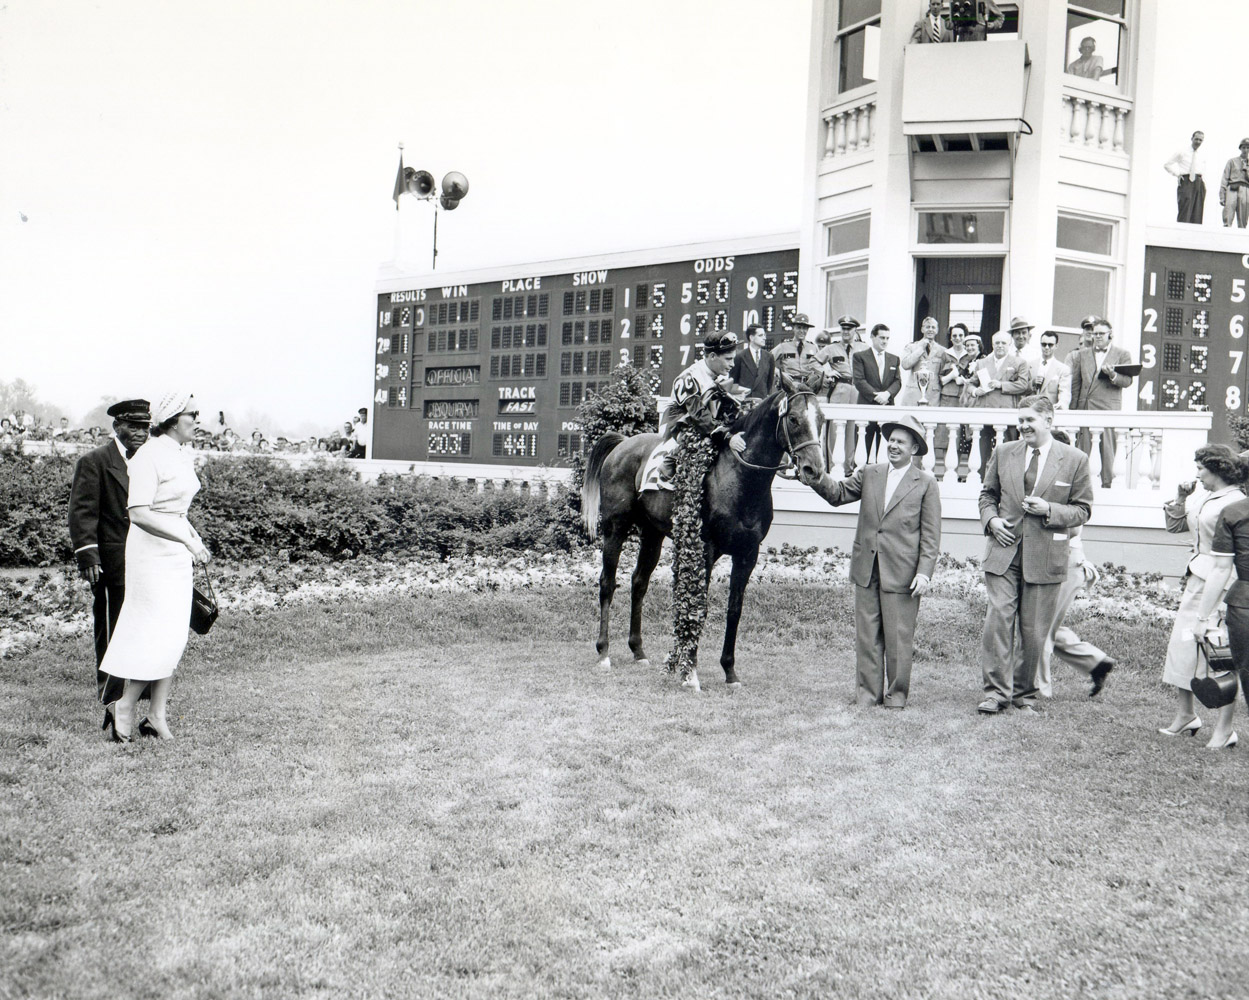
[581,432,625,540]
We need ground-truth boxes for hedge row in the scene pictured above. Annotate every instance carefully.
[0,454,585,567]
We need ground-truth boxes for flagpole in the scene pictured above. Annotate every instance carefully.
[392,143,404,265]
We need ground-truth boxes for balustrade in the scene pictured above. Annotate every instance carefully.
[821,97,876,162]
[1059,89,1131,155]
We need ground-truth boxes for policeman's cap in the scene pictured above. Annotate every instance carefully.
[1080,314,1100,329]
[1240,138,1249,149]
[703,331,739,355]
[106,399,151,424]
[836,315,861,329]
[791,312,814,328]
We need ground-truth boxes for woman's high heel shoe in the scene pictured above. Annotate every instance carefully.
[1207,731,1238,750]
[1159,716,1202,737]
[106,701,133,743]
[138,717,173,741]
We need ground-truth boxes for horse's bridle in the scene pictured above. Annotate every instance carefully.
[731,390,823,474]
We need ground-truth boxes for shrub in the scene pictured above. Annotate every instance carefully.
[0,451,588,569]
[0,455,75,567]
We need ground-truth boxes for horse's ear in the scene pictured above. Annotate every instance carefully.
[779,371,798,396]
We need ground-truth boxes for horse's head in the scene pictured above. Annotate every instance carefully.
[777,372,826,483]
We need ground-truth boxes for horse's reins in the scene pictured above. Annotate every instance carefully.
[731,391,822,473]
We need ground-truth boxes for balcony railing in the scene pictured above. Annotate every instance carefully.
[816,403,1210,492]
[1059,85,1132,157]
[821,94,876,162]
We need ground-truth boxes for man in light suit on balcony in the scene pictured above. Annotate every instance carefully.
[1032,331,1072,410]
[1069,318,1135,487]
[910,0,953,43]
[968,330,1031,479]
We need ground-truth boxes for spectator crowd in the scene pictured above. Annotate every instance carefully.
[2,407,370,460]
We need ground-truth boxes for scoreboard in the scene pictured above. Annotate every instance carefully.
[1139,244,1249,442]
[371,244,800,463]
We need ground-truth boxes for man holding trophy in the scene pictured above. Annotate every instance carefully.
[899,316,946,407]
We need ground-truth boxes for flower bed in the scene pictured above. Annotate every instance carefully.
[0,546,1179,661]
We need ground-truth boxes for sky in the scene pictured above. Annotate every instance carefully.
[1,1,1245,435]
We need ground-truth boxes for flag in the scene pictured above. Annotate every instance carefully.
[392,151,405,211]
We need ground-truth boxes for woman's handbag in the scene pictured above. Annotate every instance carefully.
[1191,634,1239,709]
[190,566,219,635]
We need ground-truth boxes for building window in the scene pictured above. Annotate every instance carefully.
[1056,214,1114,256]
[1052,264,1112,328]
[917,211,1006,245]
[827,214,871,257]
[836,0,880,94]
[824,264,868,330]
[1064,1,1126,87]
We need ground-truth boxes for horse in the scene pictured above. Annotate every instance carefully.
[580,379,825,690]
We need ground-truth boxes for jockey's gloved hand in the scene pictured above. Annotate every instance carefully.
[728,433,746,454]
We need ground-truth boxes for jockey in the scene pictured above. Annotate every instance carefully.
[664,331,751,682]
[659,330,749,455]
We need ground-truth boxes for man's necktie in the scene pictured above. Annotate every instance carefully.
[1024,448,1039,495]
[1189,150,1197,182]
[931,15,942,42]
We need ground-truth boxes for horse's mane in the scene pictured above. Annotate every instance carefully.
[729,390,784,438]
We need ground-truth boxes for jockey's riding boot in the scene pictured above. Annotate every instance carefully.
[659,453,676,485]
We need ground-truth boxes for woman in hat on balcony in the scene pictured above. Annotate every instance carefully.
[100,391,212,742]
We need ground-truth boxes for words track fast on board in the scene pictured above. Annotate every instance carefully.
[1138,245,1249,443]
[371,248,800,463]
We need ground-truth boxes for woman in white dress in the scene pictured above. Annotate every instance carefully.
[101,392,211,742]
[1158,445,1247,737]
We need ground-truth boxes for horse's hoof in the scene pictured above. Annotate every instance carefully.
[635,658,651,670]
[726,681,741,692]
[681,670,701,692]
[597,656,611,671]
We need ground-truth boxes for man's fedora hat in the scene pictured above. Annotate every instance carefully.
[1007,316,1035,333]
[880,414,929,457]
[106,399,151,423]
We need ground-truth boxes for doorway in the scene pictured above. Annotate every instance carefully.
[913,256,1003,350]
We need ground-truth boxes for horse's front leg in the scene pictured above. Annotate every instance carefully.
[720,547,760,687]
[628,528,664,669]
[595,526,625,670]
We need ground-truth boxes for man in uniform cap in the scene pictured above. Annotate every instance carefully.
[68,398,152,705]
[771,312,824,392]
[1220,139,1249,228]
[800,413,941,708]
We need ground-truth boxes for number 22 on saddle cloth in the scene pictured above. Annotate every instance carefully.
[638,361,751,493]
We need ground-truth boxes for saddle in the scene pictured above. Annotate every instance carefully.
[638,438,678,493]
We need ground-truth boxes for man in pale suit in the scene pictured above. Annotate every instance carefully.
[969,330,1031,478]
[977,396,1094,714]
[910,0,953,43]
[728,323,777,399]
[800,414,941,708]
[1031,331,1071,409]
[1069,318,1135,486]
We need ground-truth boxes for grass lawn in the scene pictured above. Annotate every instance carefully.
[2,576,1247,999]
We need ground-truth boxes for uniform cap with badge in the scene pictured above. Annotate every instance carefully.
[106,399,152,425]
